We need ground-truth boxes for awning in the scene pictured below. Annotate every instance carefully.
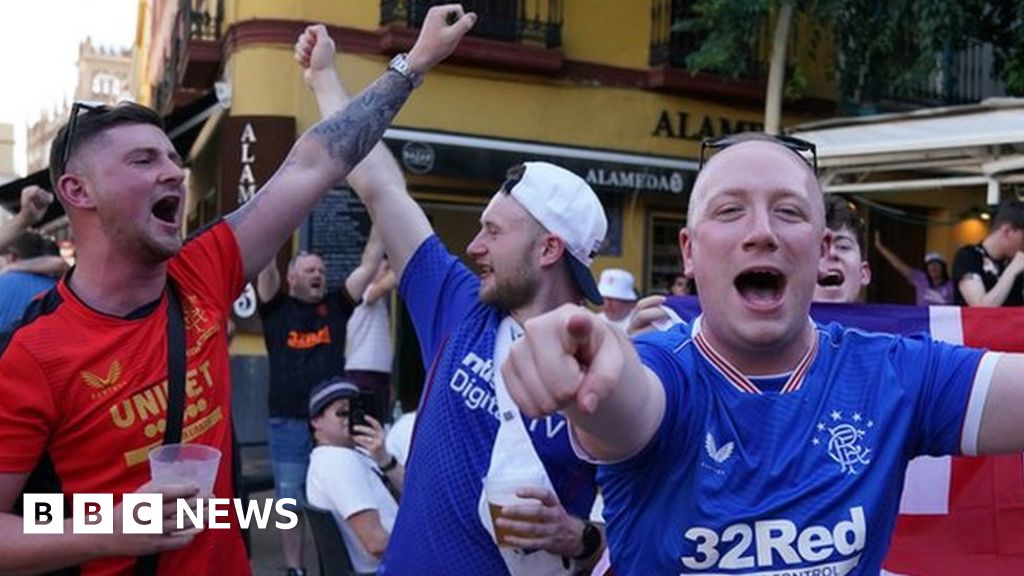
[790,98,1024,202]
[382,128,698,198]
[0,90,224,224]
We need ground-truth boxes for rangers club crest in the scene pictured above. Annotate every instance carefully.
[812,409,873,475]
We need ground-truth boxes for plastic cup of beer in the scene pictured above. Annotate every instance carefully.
[148,443,221,496]
[484,470,547,547]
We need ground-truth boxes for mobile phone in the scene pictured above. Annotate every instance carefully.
[348,391,376,436]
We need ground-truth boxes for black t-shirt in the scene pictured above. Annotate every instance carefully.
[259,289,357,418]
[951,243,1024,306]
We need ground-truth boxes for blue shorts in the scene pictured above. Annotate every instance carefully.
[267,417,311,509]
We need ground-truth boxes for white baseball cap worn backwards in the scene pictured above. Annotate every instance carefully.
[505,161,608,304]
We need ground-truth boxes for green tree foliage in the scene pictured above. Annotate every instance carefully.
[976,1,1024,95]
[677,0,1023,103]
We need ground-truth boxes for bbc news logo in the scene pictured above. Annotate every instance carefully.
[23,494,298,534]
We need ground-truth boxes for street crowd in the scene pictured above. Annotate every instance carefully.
[3,4,1024,576]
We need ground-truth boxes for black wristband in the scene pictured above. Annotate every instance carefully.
[380,455,399,473]
[573,520,601,560]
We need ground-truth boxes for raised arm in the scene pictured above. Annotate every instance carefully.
[364,265,396,305]
[873,231,913,280]
[256,259,281,303]
[226,6,475,279]
[296,24,435,282]
[958,251,1024,307]
[0,256,68,278]
[0,186,52,253]
[502,304,666,462]
[344,226,385,302]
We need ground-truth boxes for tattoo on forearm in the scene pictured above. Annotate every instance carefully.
[225,73,410,235]
[311,72,412,171]
[225,157,295,229]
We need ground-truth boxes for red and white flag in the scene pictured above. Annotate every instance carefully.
[886,305,1024,575]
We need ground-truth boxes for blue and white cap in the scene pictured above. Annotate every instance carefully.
[308,377,359,418]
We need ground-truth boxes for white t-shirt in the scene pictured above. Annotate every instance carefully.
[344,291,393,373]
[596,311,631,333]
[385,411,416,466]
[306,445,399,574]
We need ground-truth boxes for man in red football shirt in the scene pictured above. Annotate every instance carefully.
[0,6,475,575]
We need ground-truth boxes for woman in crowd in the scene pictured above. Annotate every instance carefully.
[875,231,953,305]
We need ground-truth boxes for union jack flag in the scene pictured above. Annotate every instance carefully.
[663,296,1024,575]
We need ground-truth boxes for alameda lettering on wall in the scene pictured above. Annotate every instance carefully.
[585,169,685,195]
[219,115,296,332]
[652,110,764,142]
[233,122,259,319]
[237,123,257,204]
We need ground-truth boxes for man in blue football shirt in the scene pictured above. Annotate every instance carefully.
[296,24,605,575]
[502,133,1024,575]
[0,230,66,331]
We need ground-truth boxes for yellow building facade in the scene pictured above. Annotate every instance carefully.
[145,0,834,289]
[139,0,838,388]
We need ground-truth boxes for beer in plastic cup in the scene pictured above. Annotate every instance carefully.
[148,443,221,496]
[484,470,547,547]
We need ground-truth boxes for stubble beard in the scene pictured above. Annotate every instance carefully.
[103,212,181,265]
[479,256,538,312]
[147,235,182,263]
[135,225,183,264]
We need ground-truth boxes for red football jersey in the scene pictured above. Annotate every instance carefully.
[0,221,250,576]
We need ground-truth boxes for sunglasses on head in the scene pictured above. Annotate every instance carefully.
[57,101,110,178]
[699,133,818,174]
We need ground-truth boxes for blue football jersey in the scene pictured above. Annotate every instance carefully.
[381,236,597,575]
[598,317,990,575]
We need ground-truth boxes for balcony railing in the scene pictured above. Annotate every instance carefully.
[188,0,223,42]
[381,0,563,48]
[867,39,1006,108]
[649,0,768,81]
[153,0,224,113]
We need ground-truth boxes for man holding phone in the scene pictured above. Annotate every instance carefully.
[348,391,386,439]
[257,229,386,576]
[306,378,402,575]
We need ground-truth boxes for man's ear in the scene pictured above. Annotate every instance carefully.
[814,229,835,286]
[860,260,872,287]
[56,173,95,210]
[539,234,566,268]
[680,228,694,278]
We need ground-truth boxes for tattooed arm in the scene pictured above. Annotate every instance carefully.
[226,4,476,278]
[297,24,432,281]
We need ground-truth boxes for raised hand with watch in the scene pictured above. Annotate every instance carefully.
[396,4,477,88]
[387,53,423,89]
